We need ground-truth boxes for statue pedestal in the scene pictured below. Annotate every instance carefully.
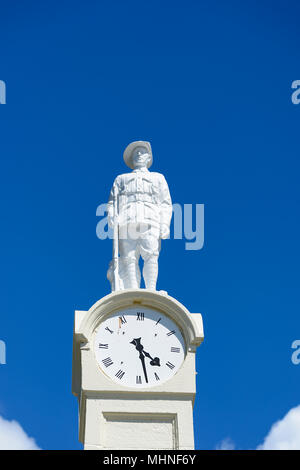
[72,289,204,450]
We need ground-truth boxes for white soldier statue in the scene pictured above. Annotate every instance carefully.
[107,141,172,291]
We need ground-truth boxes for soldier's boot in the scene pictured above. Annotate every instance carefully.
[143,256,158,290]
[122,257,139,289]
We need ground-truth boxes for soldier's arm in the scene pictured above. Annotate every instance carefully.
[107,176,120,228]
[158,174,172,237]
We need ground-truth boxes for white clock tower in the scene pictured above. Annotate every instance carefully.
[72,141,204,450]
[72,289,204,450]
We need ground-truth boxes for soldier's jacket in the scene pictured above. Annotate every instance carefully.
[107,168,172,230]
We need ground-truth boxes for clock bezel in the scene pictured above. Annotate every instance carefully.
[93,304,187,388]
[78,290,200,351]
[72,289,204,398]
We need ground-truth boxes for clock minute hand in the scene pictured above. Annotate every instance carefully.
[139,351,148,383]
[130,338,148,383]
[130,337,143,352]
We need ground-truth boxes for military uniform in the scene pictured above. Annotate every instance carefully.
[107,166,172,289]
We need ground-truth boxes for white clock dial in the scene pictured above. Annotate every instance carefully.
[94,306,186,388]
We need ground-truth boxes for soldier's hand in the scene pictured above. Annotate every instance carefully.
[108,216,114,228]
[108,212,118,228]
[160,224,170,239]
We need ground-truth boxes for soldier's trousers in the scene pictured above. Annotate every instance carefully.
[118,223,161,289]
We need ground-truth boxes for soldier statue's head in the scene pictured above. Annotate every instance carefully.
[123,141,153,170]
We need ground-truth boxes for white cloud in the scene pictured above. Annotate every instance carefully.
[0,415,40,450]
[215,437,235,450]
[258,405,300,450]
[216,404,300,451]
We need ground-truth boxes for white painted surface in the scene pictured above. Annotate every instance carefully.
[107,141,172,291]
[104,414,174,450]
[72,289,204,450]
[94,306,186,388]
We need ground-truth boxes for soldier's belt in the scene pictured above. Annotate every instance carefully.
[121,194,156,203]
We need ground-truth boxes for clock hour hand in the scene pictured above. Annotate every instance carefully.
[143,350,160,367]
[130,338,160,367]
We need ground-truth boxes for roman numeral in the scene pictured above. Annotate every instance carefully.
[136,375,142,384]
[155,318,161,325]
[171,347,180,353]
[115,369,125,380]
[119,315,127,324]
[136,312,144,321]
[102,357,113,367]
[99,343,108,349]
[167,330,175,336]
[105,327,113,334]
[166,361,175,370]
[154,372,160,381]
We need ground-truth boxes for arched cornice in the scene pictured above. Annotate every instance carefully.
[76,289,203,350]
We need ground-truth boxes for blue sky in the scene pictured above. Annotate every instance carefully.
[0,0,300,450]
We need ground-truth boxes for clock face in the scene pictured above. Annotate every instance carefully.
[94,306,186,388]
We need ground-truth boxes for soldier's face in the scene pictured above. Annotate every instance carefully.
[132,147,150,168]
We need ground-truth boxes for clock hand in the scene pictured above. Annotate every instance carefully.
[130,337,143,352]
[139,351,148,383]
[130,338,160,367]
[143,350,160,367]
[130,338,148,383]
